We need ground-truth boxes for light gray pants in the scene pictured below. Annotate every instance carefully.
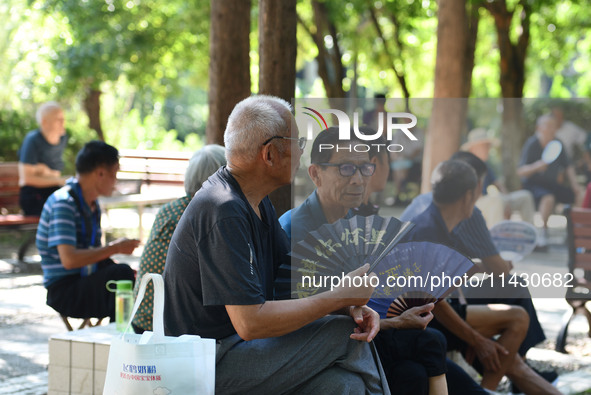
[215,315,390,395]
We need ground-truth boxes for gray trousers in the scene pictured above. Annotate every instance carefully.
[215,315,391,395]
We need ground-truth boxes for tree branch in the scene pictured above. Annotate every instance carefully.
[366,3,410,102]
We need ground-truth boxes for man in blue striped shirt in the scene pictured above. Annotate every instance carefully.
[37,141,139,321]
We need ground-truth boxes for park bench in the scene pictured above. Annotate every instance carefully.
[0,162,39,263]
[555,205,591,353]
[99,149,192,241]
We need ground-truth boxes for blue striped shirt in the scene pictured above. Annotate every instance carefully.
[36,179,102,287]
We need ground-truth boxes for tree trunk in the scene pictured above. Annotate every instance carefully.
[297,1,345,100]
[368,3,411,111]
[484,0,530,190]
[422,0,468,193]
[83,88,104,141]
[206,0,252,146]
[462,2,481,98]
[259,0,297,216]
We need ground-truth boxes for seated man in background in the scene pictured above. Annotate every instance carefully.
[37,141,139,321]
[280,127,485,395]
[518,113,581,246]
[405,160,560,395]
[132,144,226,333]
[461,127,535,226]
[401,151,547,359]
[18,101,69,216]
[163,96,389,394]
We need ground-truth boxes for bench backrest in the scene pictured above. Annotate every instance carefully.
[0,162,20,214]
[117,150,191,193]
[565,206,591,285]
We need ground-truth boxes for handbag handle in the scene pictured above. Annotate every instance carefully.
[123,273,165,338]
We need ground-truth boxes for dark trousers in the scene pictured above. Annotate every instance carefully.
[20,185,60,216]
[374,327,446,395]
[375,327,487,395]
[46,259,135,321]
[446,359,488,395]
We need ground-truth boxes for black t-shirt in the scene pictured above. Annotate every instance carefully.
[519,135,570,186]
[163,166,290,339]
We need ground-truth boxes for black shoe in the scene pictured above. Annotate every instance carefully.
[511,367,558,394]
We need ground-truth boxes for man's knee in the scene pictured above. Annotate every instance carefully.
[421,327,447,351]
[493,305,529,335]
[316,315,357,337]
[508,305,530,330]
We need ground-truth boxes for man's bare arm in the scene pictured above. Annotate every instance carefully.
[516,160,547,179]
[226,265,377,341]
[19,163,66,188]
[56,238,139,270]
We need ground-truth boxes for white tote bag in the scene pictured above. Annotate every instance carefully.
[103,273,215,395]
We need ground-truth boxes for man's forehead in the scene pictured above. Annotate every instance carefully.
[328,148,370,163]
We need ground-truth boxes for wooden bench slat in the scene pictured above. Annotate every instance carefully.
[0,215,40,226]
[573,227,591,237]
[574,239,591,249]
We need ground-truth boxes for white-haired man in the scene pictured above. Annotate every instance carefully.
[19,101,68,216]
[163,96,389,394]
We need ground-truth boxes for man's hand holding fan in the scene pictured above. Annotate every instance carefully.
[289,216,475,318]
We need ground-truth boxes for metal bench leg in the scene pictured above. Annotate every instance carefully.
[582,303,591,337]
[556,308,576,353]
[17,232,36,262]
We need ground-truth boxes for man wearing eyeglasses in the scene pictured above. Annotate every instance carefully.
[279,127,459,395]
[280,127,377,241]
[163,97,389,394]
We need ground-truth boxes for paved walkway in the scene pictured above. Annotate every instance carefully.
[1,209,590,394]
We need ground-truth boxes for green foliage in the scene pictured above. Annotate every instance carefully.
[104,107,202,153]
[525,0,591,97]
[0,109,36,162]
[40,0,210,99]
[2,0,591,165]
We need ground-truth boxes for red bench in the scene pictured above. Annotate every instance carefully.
[0,162,39,262]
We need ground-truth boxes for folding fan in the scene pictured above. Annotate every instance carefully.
[288,215,414,298]
[368,241,475,318]
[541,140,562,164]
[489,220,537,262]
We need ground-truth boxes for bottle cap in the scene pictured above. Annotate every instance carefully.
[106,279,133,292]
[117,280,133,291]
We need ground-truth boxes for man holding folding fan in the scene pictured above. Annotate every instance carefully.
[280,127,487,395]
[163,96,390,395]
[404,159,561,395]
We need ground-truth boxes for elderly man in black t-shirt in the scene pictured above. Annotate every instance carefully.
[163,96,389,394]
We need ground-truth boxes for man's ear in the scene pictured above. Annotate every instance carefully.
[309,164,321,187]
[261,144,275,167]
[464,188,476,208]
